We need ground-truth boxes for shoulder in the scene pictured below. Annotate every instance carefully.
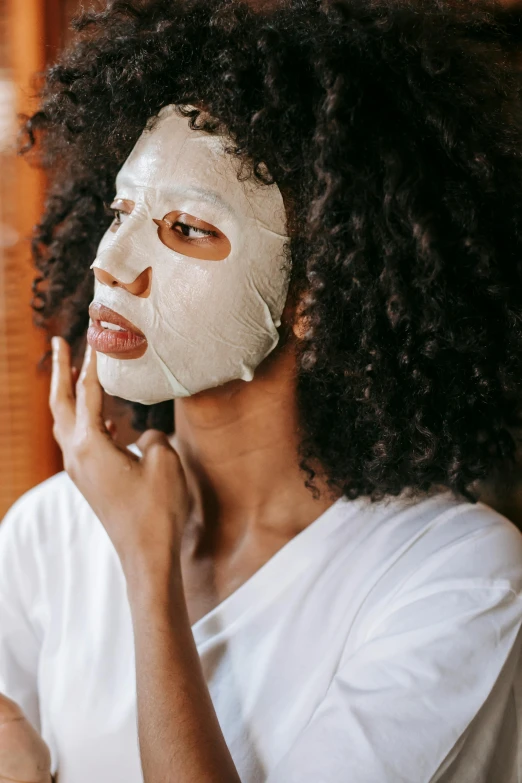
[344,492,522,635]
[325,491,522,625]
[333,491,522,582]
[0,471,97,554]
[398,493,522,587]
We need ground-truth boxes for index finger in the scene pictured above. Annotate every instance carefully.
[49,337,76,436]
[75,344,105,433]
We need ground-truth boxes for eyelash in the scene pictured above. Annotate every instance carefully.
[171,222,216,239]
[104,204,127,226]
[107,207,216,239]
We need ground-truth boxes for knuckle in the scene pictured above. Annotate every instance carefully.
[49,396,60,418]
[73,434,91,458]
[151,441,172,460]
[75,377,86,397]
[50,394,73,416]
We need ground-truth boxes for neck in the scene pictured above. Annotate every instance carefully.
[171,342,339,548]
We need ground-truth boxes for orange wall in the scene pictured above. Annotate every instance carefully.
[0,0,64,517]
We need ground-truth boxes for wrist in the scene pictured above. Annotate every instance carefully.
[124,550,184,607]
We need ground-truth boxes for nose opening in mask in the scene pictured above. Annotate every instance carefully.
[92,265,152,298]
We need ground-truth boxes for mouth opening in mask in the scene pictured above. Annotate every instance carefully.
[87,302,148,360]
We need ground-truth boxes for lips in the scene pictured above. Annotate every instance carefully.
[87,302,148,359]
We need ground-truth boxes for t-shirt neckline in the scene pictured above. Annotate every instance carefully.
[191,495,363,646]
[128,441,364,646]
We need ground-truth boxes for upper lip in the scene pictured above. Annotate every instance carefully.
[89,302,146,337]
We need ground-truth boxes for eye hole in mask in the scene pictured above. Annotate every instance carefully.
[107,198,135,233]
[153,211,231,261]
[107,200,231,262]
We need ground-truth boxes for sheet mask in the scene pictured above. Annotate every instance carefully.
[90,105,290,405]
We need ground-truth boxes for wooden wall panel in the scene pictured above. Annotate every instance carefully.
[0,0,65,517]
[0,0,136,519]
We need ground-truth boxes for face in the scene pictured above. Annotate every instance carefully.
[87,105,289,405]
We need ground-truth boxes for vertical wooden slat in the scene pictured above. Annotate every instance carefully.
[0,0,61,517]
[44,0,67,62]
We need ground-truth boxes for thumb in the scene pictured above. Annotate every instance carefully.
[135,429,174,457]
[135,430,187,490]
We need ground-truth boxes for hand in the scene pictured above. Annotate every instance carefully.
[49,338,191,579]
[0,694,51,783]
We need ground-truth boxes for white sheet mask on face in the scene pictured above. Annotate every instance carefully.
[90,105,289,405]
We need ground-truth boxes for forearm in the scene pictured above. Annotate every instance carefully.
[128,568,241,783]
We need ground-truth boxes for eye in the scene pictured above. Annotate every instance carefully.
[106,199,135,232]
[153,211,231,261]
[172,221,217,239]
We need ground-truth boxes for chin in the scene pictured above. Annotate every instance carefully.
[96,352,177,405]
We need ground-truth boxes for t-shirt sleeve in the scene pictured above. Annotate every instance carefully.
[267,524,522,783]
[0,495,45,732]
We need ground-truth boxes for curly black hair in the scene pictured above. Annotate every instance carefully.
[23,0,522,500]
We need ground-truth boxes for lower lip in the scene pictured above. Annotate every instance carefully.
[87,322,148,358]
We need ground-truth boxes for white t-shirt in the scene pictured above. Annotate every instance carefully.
[1,472,522,783]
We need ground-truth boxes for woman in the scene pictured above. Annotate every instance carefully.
[2,0,522,781]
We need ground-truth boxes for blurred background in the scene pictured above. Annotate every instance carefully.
[0,0,79,517]
[1,0,522,522]
[0,0,140,518]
